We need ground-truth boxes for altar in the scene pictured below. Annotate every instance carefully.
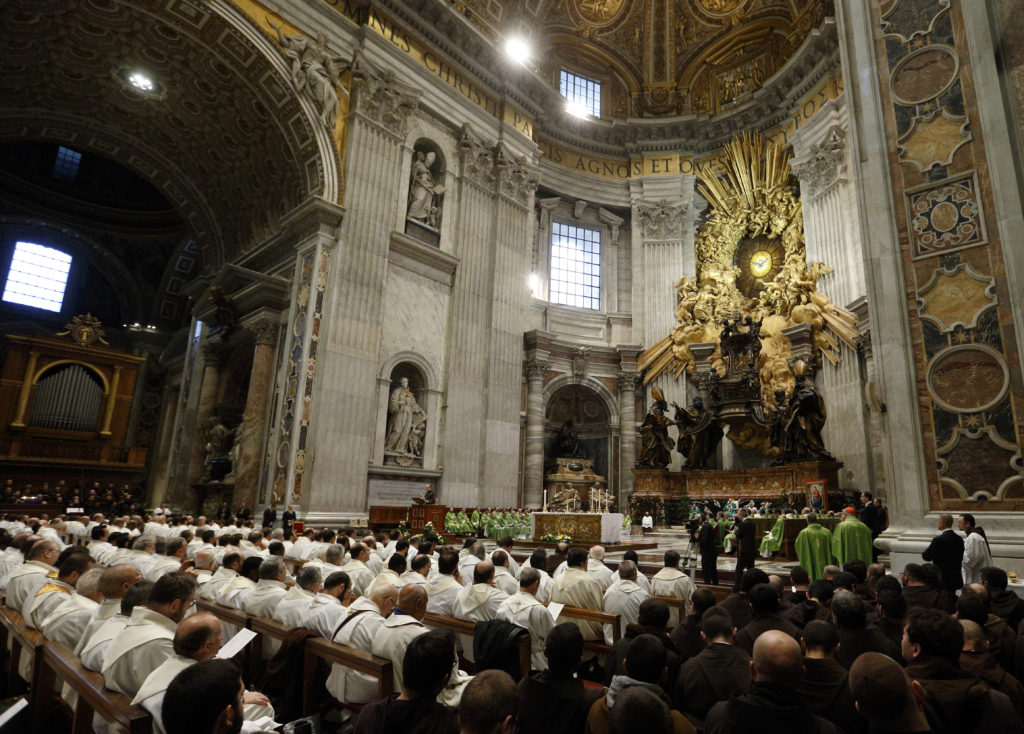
[532,512,622,544]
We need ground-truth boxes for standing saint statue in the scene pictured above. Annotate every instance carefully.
[384,377,427,466]
[407,150,444,228]
[672,396,723,469]
[637,386,675,469]
[783,375,831,461]
[269,22,350,131]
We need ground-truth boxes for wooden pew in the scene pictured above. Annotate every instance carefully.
[700,584,734,603]
[553,606,620,655]
[652,595,688,629]
[195,600,255,679]
[422,612,531,678]
[248,615,293,680]
[302,636,392,715]
[0,606,45,695]
[31,640,151,734]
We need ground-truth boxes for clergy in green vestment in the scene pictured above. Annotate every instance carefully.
[470,509,481,533]
[795,514,835,580]
[832,508,874,566]
[445,511,457,534]
[759,515,786,557]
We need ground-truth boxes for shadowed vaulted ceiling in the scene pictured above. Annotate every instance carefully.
[0,0,330,269]
[451,0,831,117]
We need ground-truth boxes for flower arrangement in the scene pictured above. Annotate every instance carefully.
[398,520,411,540]
[540,533,572,543]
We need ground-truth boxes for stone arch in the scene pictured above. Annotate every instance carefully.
[378,350,439,389]
[0,0,338,270]
[542,377,618,485]
[542,373,620,430]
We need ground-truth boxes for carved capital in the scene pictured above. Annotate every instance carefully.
[350,52,418,137]
[201,340,228,365]
[634,199,688,240]
[616,371,639,392]
[496,150,539,208]
[525,359,549,380]
[791,127,848,200]
[459,126,497,189]
[252,320,279,346]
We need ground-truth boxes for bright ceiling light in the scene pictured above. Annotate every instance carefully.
[128,71,154,91]
[505,37,531,64]
[565,100,589,118]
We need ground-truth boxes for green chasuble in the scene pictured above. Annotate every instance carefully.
[470,510,481,530]
[457,512,470,533]
[445,512,456,533]
[795,523,835,580]
[759,517,786,555]
[832,517,874,566]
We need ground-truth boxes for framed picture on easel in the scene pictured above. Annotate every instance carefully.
[806,479,827,512]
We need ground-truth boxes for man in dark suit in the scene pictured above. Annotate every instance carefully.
[261,503,276,529]
[921,513,964,594]
[281,504,297,533]
[733,509,757,591]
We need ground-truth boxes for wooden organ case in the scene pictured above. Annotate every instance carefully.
[0,332,146,482]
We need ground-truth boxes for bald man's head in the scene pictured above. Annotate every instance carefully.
[751,630,804,685]
[98,563,142,599]
[195,549,215,570]
[960,619,988,652]
[474,560,495,585]
[370,583,397,618]
[174,612,222,662]
[398,584,428,620]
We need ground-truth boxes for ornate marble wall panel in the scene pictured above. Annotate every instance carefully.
[871,0,1024,507]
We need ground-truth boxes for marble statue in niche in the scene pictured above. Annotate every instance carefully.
[405,144,445,245]
[202,418,234,482]
[270,23,350,131]
[384,376,427,466]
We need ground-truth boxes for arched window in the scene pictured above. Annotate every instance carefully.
[2,241,72,312]
[29,363,104,432]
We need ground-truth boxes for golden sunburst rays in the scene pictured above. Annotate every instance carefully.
[639,132,857,390]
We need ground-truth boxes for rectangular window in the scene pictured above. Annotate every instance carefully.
[560,69,601,117]
[52,146,82,182]
[550,222,600,310]
[2,242,72,312]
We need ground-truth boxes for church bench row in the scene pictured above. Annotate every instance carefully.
[0,606,151,734]
[194,599,394,715]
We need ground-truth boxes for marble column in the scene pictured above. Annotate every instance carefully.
[523,357,549,508]
[188,340,226,485]
[616,370,638,504]
[233,319,278,509]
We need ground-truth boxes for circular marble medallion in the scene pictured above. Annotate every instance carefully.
[929,201,959,232]
[891,46,959,106]
[927,344,1009,413]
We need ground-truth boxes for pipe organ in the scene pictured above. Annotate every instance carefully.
[0,332,146,481]
[28,364,105,432]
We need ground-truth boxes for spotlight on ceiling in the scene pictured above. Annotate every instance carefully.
[505,37,531,64]
[115,66,164,98]
[128,71,155,92]
[565,101,590,118]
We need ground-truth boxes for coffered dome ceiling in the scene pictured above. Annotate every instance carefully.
[451,0,831,118]
[0,0,333,268]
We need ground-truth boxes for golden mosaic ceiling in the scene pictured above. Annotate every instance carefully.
[451,0,831,117]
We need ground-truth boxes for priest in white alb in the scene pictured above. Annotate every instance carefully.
[101,573,196,697]
[602,561,650,644]
[425,551,463,616]
[132,612,273,734]
[40,566,104,647]
[452,561,509,622]
[5,539,60,614]
[370,585,429,692]
[650,549,696,622]
[550,548,604,641]
[496,568,553,670]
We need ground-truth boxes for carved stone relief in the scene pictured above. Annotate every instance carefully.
[634,200,687,240]
[791,126,848,200]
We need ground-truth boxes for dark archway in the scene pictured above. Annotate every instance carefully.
[544,383,611,479]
